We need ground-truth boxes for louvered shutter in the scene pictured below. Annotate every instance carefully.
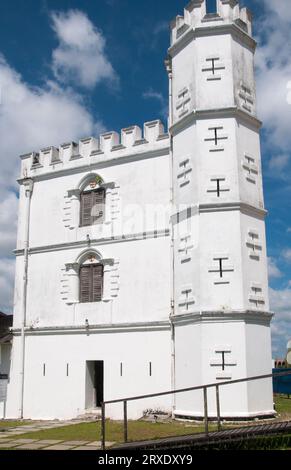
[80,192,93,227]
[91,189,105,225]
[80,189,105,227]
[80,264,103,303]
[92,264,103,302]
[80,266,91,303]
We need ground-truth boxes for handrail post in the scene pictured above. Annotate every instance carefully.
[101,402,106,450]
[98,372,291,447]
[216,385,221,431]
[203,387,209,435]
[124,400,128,443]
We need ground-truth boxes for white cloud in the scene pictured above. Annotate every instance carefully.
[269,287,291,320]
[143,89,168,120]
[153,21,168,36]
[0,55,103,192]
[255,0,291,153]
[0,258,15,313]
[282,249,291,263]
[287,81,291,105]
[0,193,18,258]
[260,0,291,23]
[270,287,291,356]
[256,1,291,354]
[271,318,291,356]
[0,9,117,312]
[143,90,163,101]
[50,10,118,89]
[0,44,105,311]
[268,154,290,173]
[268,257,283,279]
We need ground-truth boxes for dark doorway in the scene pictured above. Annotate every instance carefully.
[85,360,104,409]
[94,361,104,407]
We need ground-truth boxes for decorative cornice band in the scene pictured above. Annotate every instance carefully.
[18,146,170,185]
[12,320,171,336]
[11,310,273,336]
[199,202,267,218]
[171,310,274,325]
[169,28,196,57]
[196,107,262,128]
[168,23,256,58]
[14,228,170,256]
[172,202,267,223]
[169,108,261,136]
[195,24,256,50]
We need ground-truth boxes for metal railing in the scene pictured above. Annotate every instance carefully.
[100,370,291,450]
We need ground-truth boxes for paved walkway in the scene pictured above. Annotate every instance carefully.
[0,438,115,450]
[0,419,91,437]
[0,419,115,450]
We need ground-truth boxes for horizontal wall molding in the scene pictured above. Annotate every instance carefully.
[172,202,266,225]
[199,202,267,218]
[14,228,170,256]
[168,23,256,58]
[12,320,171,336]
[170,107,261,136]
[12,311,273,336]
[171,310,273,326]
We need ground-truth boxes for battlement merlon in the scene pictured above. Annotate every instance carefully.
[18,120,169,180]
[170,0,253,46]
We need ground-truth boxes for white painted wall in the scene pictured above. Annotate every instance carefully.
[174,315,273,418]
[8,120,172,420]
[7,328,172,420]
[13,237,171,330]
[18,138,170,251]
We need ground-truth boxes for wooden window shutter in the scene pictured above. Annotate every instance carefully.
[80,189,106,227]
[91,189,105,225]
[80,192,93,227]
[79,264,103,303]
[92,264,104,302]
[80,266,91,303]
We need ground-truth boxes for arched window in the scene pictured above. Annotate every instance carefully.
[79,256,104,303]
[80,187,106,227]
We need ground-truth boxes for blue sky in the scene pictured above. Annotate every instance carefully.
[0,0,290,357]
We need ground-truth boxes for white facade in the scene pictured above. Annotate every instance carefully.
[6,0,274,421]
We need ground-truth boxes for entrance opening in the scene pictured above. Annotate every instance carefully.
[94,361,104,407]
[85,361,104,409]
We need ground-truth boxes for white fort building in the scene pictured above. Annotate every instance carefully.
[5,0,274,420]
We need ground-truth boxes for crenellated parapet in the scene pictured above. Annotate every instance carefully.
[19,120,169,179]
[170,0,252,46]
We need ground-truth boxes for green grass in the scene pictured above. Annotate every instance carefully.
[0,420,35,429]
[1,396,290,447]
[274,396,291,415]
[10,420,215,443]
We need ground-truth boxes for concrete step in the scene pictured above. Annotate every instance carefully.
[77,409,102,421]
